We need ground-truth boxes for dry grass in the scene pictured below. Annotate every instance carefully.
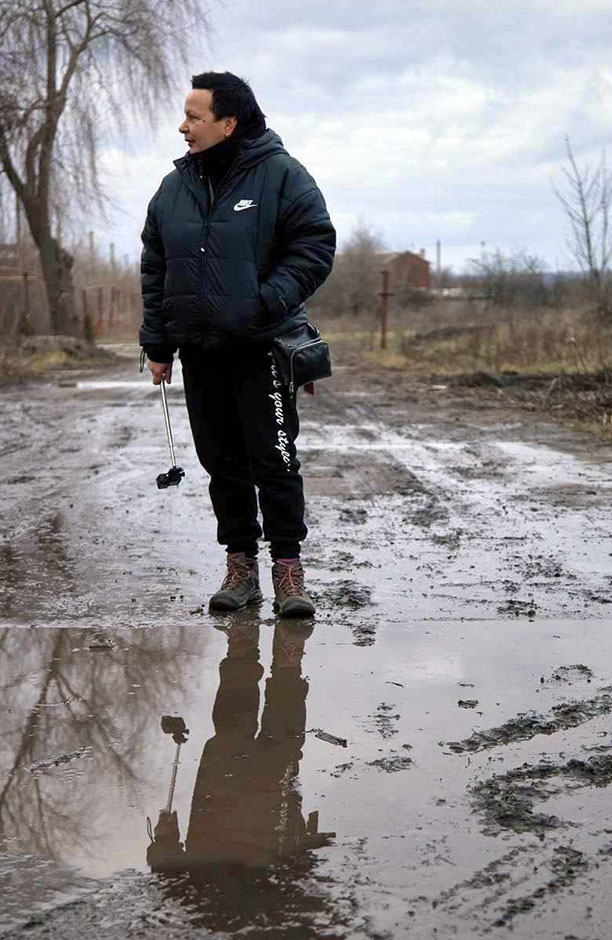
[318,303,612,376]
[400,314,612,377]
[316,301,612,436]
[0,338,116,385]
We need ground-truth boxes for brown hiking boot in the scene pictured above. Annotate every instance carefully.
[209,553,262,612]
[272,560,315,618]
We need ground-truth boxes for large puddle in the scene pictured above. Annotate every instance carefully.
[3,617,612,937]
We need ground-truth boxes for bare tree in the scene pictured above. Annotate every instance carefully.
[555,136,611,317]
[0,0,207,335]
[469,248,550,308]
[313,222,386,317]
[342,223,386,317]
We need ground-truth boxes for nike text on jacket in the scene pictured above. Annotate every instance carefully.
[139,130,336,352]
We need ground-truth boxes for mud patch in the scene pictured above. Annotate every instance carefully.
[348,621,379,647]
[339,506,368,525]
[322,580,373,610]
[519,553,568,581]
[87,633,118,651]
[367,755,413,773]
[320,580,377,646]
[431,528,463,551]
[366,703,400,739]
[407,495,448,528]
[492,846,590,928]
[327,550,355,571]
[497,597,537,618]
[330,762,354,778]
[444,685,612,754]
[23,747,92,775]
[543,664,595,685]
[472,754,612,834]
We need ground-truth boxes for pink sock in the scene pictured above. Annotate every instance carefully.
[276,557,298,564]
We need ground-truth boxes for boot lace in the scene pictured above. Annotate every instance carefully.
[275,562,304,596]
[221,555,252,590]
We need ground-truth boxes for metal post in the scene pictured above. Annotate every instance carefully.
[108,285,116,328]
[379,269,390,350]
[16,193,23,269]
[82,287,92,341]
[95,286,103,337]
[21,271,30,334]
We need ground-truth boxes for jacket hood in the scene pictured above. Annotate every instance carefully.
[173,129,287,176]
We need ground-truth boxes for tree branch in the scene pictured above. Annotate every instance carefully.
[55,0,87,17]
[0,129,26,200]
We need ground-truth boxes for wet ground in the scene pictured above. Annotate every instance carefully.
[1,346,612,938]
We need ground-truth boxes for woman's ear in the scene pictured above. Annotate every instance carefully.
[224,115,238,137]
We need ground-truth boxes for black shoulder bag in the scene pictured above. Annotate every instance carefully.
[271,322,332,395]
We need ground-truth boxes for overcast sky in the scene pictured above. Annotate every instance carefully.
[98,0,612,273]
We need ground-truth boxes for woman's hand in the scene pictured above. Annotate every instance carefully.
[148,361,173,385]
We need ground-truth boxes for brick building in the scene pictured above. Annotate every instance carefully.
[380,249,431,290]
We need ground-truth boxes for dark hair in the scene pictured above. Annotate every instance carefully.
[191,71,266,127]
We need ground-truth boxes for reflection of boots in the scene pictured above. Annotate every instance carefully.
[226,622,260,661]
[272,621,314,669]
[209,553,262,611]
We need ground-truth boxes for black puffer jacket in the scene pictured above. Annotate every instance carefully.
[139,130,336,354]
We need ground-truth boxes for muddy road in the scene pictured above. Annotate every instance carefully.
[1,346,612,939]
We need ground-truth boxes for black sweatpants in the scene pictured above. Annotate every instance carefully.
[180,345,307,559]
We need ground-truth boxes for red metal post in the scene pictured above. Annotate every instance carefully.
[22,271,30,334]
[95,286,104,337]
[379,269,390,350]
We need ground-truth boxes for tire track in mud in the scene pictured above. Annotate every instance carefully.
[426,747,612,932]
[302,381,612,622]
[472,753,612,835]
[431,662,612,933]
[443,684,612,754]
[431,841,603,932]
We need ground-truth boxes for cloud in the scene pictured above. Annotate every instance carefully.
[95,0,612,272]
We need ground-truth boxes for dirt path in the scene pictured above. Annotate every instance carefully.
[1,347,612,939]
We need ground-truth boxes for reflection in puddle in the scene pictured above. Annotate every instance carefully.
[0,626,190,869]
[0,619,341,934]
[146,621,336,931]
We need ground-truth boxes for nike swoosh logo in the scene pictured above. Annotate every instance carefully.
[234,200,258,212]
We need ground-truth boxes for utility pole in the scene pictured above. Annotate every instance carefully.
[436,239,441,287]
[89,231,95,270]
